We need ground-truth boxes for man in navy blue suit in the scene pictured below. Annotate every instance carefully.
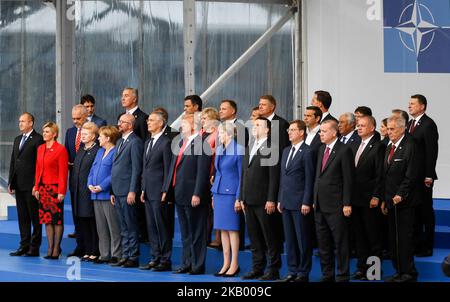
[163,113,212,275]
[66,104,88,256]
[277,120,315,282]
[80,94,107,128]
[139,110,173,272]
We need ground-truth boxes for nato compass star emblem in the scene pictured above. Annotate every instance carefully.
[383,0,450,73]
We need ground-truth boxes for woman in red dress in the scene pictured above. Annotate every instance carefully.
[33,122,68,259]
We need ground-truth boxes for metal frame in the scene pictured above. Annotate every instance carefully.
[183,0,196,96]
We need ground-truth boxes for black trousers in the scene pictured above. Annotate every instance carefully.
[352,205,382,271]
[136,199,148,242]
[78,217,99,256]
[314,207,350,280]
[15,190,42,252]
[413,185,435,252]
[245,205,282,273]
[145,199,173,264]
[389,206,417,276]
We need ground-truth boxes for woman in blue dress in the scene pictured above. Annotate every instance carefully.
[211,122,244,277]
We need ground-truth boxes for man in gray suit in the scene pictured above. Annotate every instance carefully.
[110,113,143,268]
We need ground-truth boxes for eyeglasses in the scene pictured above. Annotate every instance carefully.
[118,120,131,125]
[287,128,299,133]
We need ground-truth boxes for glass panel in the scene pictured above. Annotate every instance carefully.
[0,1,55,183]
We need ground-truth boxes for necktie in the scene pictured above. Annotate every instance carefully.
[286,146,296,168]
[172,139,189,187]
[19,134,27,151]
[354,141,365,167]
[117,138,124,153]
[341,136,347,144]
[388,144,396,164]
[409,119,416,134]
[321,147,330,172]
[145,137,154,158]
[249,141,259,163]
[75,128,81,153]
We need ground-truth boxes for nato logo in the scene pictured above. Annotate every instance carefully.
[384,0,450,73]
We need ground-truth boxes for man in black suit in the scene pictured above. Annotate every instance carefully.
[383,115,419,282]
[351,116,385,280]
[311,90,338,123]
[258,95,290,153]
[338,112,361,151]
[80,94,107,128]
[277,120,315,282]
[313,120,354,282]
[240,117,282,281]
[120,87,149,243]
[304,106,323,160]
[354,106,372,123]
[8,113,44,257]
[163,113,212,275]
[139,110,173,272]
[407,94,439,257]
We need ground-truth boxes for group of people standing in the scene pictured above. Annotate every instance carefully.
[7,88,438,282]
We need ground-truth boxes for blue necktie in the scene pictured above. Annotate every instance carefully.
[19,135,27,151]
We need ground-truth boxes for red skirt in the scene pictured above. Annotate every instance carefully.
[38,184,63,225]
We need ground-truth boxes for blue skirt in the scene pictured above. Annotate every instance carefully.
[213,193,240,231]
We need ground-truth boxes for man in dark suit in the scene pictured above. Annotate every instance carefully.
[304,106,322,158]
[407,94,439,257]
[163,113,212,275]
[66,104,88,254]
[240,117,282,281]
[120,87,149,243]
[311,90,338,123]
[277,120,315,282]
[110,113,143,268]
[383,115,419,282]
[139,110,173,272]
[313,120,354,282]
[338,112,361,151]
[258,95,290,153]
[8,113,44,257]
[80,94,107,128]
[351,116,385,280]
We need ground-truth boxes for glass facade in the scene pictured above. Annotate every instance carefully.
[0,1,56,183]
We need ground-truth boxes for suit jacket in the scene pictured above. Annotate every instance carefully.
[34,141,69,195]
[240,139,280,205]
[321,113,338,124]
[407,114,438,180]
[119,108,149,141]
[65,126,85,164]
[90,114,107,128]
[383,135,418,209]
[8,130,44,191]
[88,147,116,201]
[272,114,290,155]
[70,144,100,217]
[111,132,143,196]
[141,135,173,201]
[313,141,354,213]
[163,134,212,205]
[352,135,385,207]
[234,120,250,147]
[278,143,315,210]
[162,125,179,141]
[211,140,244,199]
[343,130,361,156]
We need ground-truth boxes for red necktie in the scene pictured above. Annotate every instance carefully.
[75,128,81,153]
[321,147,330,172]
[409,119,416,134]
[388,144,396,164]
[172,139,189,187]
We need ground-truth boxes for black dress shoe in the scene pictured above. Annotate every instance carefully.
[173,267,191,274]
[24,251,40,257]
[415,249,433,257]
[110,258,128,267]
[278,274,297,282]
[108,257,119,264]
[259,271,280,281]
[241,270,264,280]
[352,270,367,280]
[93,258,109,264]
[384,273,401,282]
[214,266,230,277]
[9,248,28,256]
[294,275,309,282]
[393,274,417,282]
[152,263,172,272]
[320,276,335,282]
[122,260,139,268]
[139,260,160,270]
[189,270,205,275]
